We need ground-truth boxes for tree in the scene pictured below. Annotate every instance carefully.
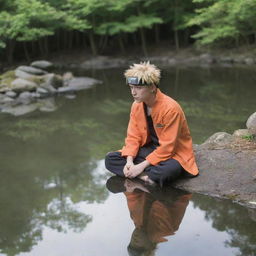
[188,0,256,46]
[0,0,63,62]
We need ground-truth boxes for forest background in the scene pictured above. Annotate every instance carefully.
[0,0,256,64]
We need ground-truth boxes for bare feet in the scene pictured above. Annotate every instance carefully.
[138,173,156,185]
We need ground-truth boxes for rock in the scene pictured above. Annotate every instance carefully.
[1,103,38,116]
[200,53,216,64]
[5,91,17,98]
[201,132,234,148]
[58,77,101,93]
[11,78,37,92]
[17,91,34,105]
[244,58,254,65]
[63,72,73,81]
[81,56,127,69]
[36,87,50,97]
[57,86,75,93]
[63,72,73,86]
[39,82,57,94]
[31,92,41,98]
[0,96,14,104]
[233,57,244,64]
[64,94,76,99]
[219,57,234,63]
[0,86,10,93]
[17,65,47,75]
[38,98,57,112]
[233,129,251,137]
[173,146,256,208]
[15,69,39,80]
[30,60,53,70]
[168,58,177,65]
[41,73,63,88]
[67,77,102,91]
[246,112,256,135]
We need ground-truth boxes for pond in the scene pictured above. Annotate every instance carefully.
[0,65,255,256]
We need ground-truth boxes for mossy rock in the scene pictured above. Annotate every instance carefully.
[27,75,45,85]
[0,70,15,80]
[0,70,16,91]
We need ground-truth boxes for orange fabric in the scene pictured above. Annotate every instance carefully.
[125,191,191,243]
[121,89,199,175]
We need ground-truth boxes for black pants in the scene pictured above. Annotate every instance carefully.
[105,144,190,186]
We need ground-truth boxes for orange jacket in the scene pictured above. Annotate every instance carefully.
[121,89,199,175]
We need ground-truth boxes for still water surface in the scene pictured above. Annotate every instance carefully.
[0,65,255,255]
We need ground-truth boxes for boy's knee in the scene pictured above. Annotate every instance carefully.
[105,151,121,170]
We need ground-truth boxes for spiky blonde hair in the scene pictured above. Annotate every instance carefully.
[124,61,161,85]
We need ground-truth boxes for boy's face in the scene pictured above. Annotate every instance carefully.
[129,84,155,103]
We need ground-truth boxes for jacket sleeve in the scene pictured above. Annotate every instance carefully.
[146,110,182,165]
[121,104,142,157]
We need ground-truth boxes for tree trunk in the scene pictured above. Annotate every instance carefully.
[154,24,160,44]
[44,37,49,57]
[118,34,126,55]
[6,40,16,64]
[32,40,36,57]
[55,30,60,51]
[88,30,98,56]
[23,42,30,61]
[100,35,108,53]
[174,67,180,97]
[174,29,180,51]
[68,31,73,50]
[184,28,190,46]
[140,27,148,56]
[173,0,180,51]
[38,38,45,56]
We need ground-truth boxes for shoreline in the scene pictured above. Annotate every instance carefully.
[1,45,256,72]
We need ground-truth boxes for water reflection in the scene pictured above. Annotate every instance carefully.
[192,194,256,256]
[106,176,191,256]
[0,157,108,255]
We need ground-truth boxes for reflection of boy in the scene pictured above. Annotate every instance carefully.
[126,190,191,256]
[105,62,199,186]
[106,176,191,256]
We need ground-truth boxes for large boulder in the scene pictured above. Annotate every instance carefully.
[30,60,53,70]
[246,112,256,135]
[10,78,37,92]
[173,145,256,208]
[17,65,47,75]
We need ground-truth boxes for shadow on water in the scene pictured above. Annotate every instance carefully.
[0,65,255,255]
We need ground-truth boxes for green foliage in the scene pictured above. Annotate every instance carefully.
[188,0,256,45]
[0,0,255,55]
[241,134,255,142]
[0,0,63,48]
